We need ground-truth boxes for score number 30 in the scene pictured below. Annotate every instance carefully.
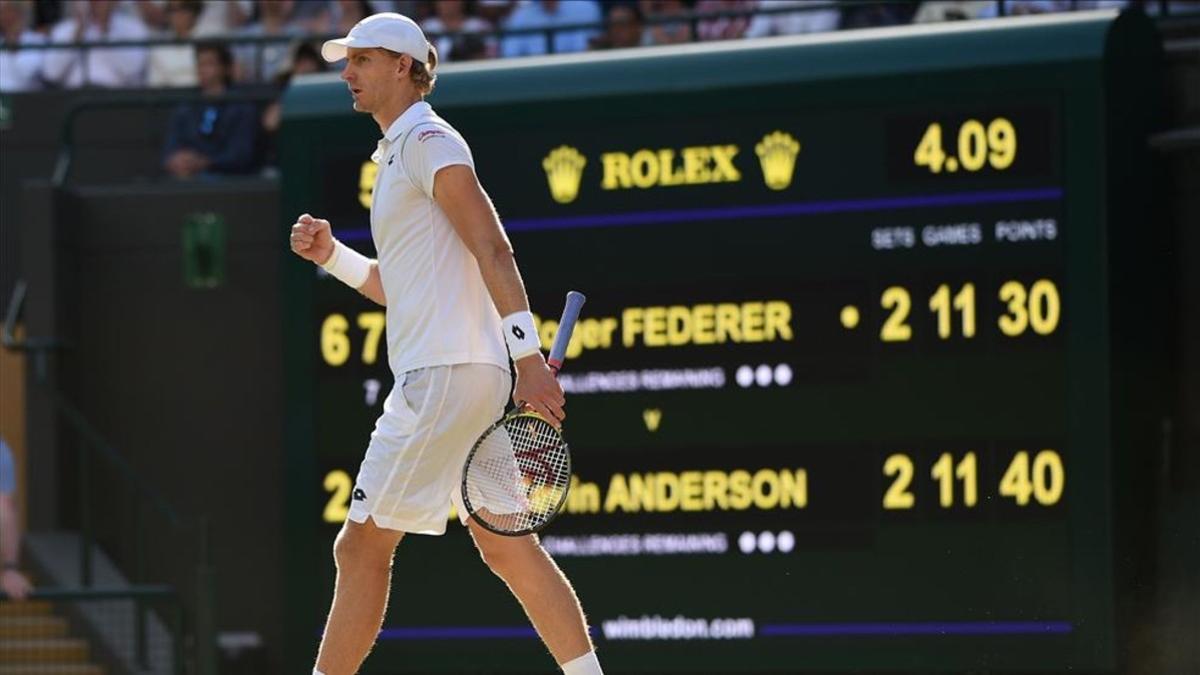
[914,118,1016,174]
[881,279,1060,341]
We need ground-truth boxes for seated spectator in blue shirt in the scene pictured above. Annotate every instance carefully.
[163,42,260,179]
[501,0,602,57]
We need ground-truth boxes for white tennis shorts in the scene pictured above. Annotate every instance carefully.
[347,363,511,534]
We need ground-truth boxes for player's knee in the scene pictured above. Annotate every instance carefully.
[476,537,530,580]
[333,524,396,572]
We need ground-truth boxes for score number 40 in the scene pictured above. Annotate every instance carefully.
[883,450,1064,509]
[881,279,1060,341]
[914,118,1016,174]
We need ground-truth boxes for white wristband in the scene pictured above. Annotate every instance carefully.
[501,311,541,361]
[320,239,372,289]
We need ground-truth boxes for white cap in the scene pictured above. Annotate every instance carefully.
[321,13,430,64]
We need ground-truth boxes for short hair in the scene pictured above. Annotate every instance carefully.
[195,41,234,85]
[410,44,438,96]
[382,44,439,96]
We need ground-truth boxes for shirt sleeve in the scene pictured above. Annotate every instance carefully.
[401,124,474,200]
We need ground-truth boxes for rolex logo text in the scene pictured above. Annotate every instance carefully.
[601,145,741,190]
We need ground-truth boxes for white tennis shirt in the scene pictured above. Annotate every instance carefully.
[368,101,509,376]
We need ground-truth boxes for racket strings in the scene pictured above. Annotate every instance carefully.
[467,414,570,533]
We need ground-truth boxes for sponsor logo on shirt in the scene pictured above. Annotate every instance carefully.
[417,129,447,143]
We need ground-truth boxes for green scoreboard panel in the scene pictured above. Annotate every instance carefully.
[282,11,1165,674]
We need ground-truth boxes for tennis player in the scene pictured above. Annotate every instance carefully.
[289,12,603,675]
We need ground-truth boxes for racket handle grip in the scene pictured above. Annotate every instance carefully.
[547,290,586,372]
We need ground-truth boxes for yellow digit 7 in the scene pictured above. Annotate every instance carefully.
[358,312,386,364]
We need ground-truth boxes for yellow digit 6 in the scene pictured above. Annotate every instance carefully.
[321,314,351,366]
[998,281,1028,336]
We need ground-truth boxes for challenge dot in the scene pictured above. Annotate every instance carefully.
[738,531,757,554]
[736,366,754,388]
[774,364,793,386]
[777,531,796,553]
[757,531,777,553]
[841,305,860,329]
[755,365,773,387]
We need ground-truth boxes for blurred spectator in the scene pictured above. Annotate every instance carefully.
[746,0,839,38]
[235,0,304,83]
[976,1,1132,17]
[0,438,31,602]
[501,0,602,57]
[147,0,201,87]
[163,42,261,178]
[32,0,64,32]
[42,0,150,88]
[639,0,691,45]
[914,1,993,23]
[476,0,518,25]
[694,0,753,41]
[291,0,335,34]
[132,0,170,31]
[591,2,644,50]
[192,0,252,37]
[333,0,374,36]
[261,41,325,164]
[0,0,46,92]
[840,1,915,29]
[422,0,495,62]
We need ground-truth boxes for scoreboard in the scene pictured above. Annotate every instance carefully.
[281,10,1166,673]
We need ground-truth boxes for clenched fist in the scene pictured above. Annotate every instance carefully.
[290,213,335,265]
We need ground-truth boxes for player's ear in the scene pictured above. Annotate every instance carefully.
[396,53,412,79]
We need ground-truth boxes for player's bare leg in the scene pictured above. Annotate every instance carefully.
[315,517,405,675]
[467,518,594,665]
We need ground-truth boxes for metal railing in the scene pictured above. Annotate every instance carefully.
[6,0,1189,87]
[2,281,217,675]
[50,90,277,187]
[0,586,185,675]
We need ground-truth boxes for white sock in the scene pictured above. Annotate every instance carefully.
[313,670,325,675]
[561,650,603,675]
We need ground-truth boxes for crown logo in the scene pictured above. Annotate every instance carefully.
[755,131,800,191]
[542,146,587,204]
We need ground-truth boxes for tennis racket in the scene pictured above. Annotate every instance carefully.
[461,291,586,536]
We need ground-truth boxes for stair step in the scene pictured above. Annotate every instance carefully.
[0,615,69,639]
[0,638,89,662]
[0,666,104,675]
[0,600,53,617]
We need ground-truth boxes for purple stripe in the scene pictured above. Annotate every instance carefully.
[758,621,1073,637]
[336,187,1062,243]
[378,626,540,640]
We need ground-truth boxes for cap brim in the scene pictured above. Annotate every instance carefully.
[321,36,377,63]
